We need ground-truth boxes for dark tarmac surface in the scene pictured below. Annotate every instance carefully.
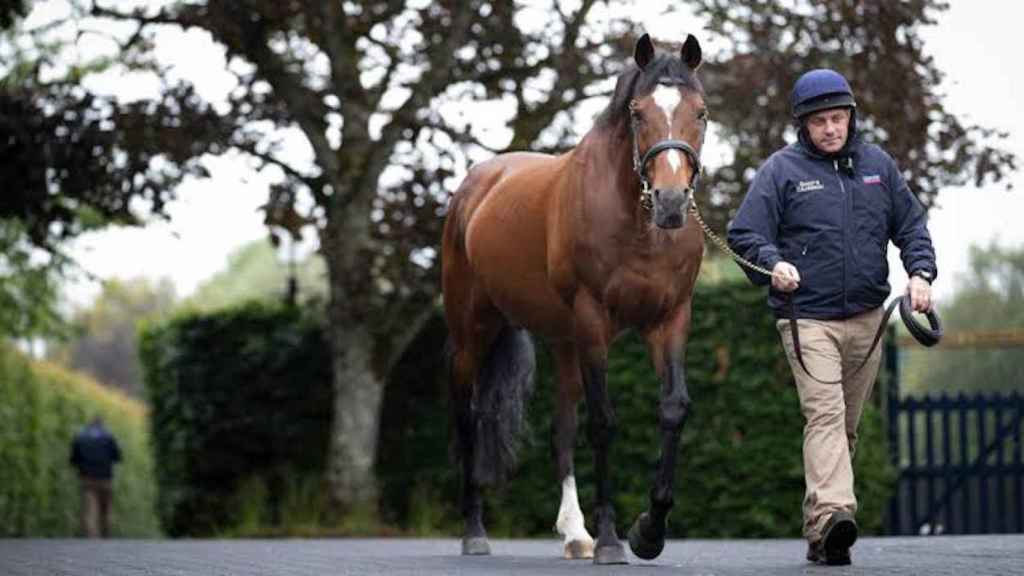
[2,535,1022,575]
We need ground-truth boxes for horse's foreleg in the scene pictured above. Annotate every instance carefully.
[627,358,690,560]
[552,345,594,559]
[580,356,627,565]
[629,316,693,561]
[570,293,625,564]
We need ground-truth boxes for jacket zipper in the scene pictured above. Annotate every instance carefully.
[834,159,848,316]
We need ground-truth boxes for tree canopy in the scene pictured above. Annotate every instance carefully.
[0,0,28,30]
[184,240,327,312]
[48,276,176,398]
[903,242,1024,395]
[691,0,1016,231]
[0,220,64,338]
[0,0,227,338]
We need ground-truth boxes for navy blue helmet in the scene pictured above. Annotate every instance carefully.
[790,69,856,119]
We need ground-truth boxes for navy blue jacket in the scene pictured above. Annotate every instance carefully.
[70,422,122,480]
[727,130,937,320]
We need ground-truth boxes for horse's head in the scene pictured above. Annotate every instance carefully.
[627,34,706,230]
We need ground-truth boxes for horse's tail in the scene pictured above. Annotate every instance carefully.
[449,325,536,487]
[475,326,536,485]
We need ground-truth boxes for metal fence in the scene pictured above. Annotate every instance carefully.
[885,330,1024,535]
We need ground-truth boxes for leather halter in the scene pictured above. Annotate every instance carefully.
[629,98,703,211]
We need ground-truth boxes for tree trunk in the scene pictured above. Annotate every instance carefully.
[320,188,386,512]
[326,321,384,510]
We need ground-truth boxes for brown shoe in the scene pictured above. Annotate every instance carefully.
[807,511,857,566]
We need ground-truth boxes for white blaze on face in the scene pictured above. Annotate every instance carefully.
[651,85,683,173]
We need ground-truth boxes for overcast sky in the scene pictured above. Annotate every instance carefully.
[60,1,1024,307]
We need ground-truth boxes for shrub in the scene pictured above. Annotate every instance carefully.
[140,283,894,538]
[0,344,160,537]
[379,282,895,538]
[138,302,333,536]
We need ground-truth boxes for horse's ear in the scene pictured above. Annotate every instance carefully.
[634,33,655,70]
[681,33,702,71]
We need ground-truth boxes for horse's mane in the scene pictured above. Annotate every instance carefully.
[595,54,704,130]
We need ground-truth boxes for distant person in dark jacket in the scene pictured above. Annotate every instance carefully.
[727,69,936,566]
[70,417,122,538]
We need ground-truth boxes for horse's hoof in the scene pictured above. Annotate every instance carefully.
[563,538,595,560]
[462,536,491,556]
[593,542,628,565]
[628,512,665,560]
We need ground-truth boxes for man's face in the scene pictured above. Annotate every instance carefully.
[805,107,851,154]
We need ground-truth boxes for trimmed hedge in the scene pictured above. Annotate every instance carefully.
[380,282,894,538]
[141,282,893,539]
[0,344,160,537]
[138,302,333,536]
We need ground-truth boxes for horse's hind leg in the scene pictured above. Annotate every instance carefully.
[450,339,492,555]
[450,308,535,556]
[551,344,595,560]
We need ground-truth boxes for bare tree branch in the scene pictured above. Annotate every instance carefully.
[234,140,319,187]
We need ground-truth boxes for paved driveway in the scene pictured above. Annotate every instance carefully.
[1,535,1022,575]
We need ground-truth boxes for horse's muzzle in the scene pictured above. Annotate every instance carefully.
[653,188,691,229]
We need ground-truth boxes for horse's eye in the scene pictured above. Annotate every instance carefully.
[697,110,709,122]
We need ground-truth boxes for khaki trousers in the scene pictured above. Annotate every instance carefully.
[79,477,113,538]
[776,306,884,543]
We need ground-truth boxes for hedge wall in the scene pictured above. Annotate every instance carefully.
[138,302,333,536]
[380,282,894,538]
[0,344,160,537]
[141,282,893,539]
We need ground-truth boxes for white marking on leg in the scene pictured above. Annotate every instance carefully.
[652,86,683,173]
[555,475,594,558]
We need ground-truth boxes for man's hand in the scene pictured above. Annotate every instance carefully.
[907,276,933,312]
[772,261,801,292]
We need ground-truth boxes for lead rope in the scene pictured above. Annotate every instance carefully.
[688,199,906,385]
[688,199,775,277]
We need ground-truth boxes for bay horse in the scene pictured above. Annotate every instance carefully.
[442,33,707,565]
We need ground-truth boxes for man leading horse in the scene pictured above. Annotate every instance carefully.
[727,68,937,566]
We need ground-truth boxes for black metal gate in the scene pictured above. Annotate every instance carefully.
[885,330,1024,535]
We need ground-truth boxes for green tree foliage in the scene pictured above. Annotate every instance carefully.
[0,343,160,537]
[0,220,64,338]
[184,240,327,313]
[904,243,1024,395]
[0,44,229,251]
[0,1,228,339]
[690,0,1016,231]
[49,277,177,398]
[0,0,28,30]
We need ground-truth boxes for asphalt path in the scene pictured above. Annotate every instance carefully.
[2,535,1022,575]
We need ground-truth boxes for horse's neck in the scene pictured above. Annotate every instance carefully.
[564,125,673,263]
[571,125,640,210]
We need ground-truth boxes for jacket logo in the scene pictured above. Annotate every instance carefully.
[863,174,882,185]
[796,179,825,192]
